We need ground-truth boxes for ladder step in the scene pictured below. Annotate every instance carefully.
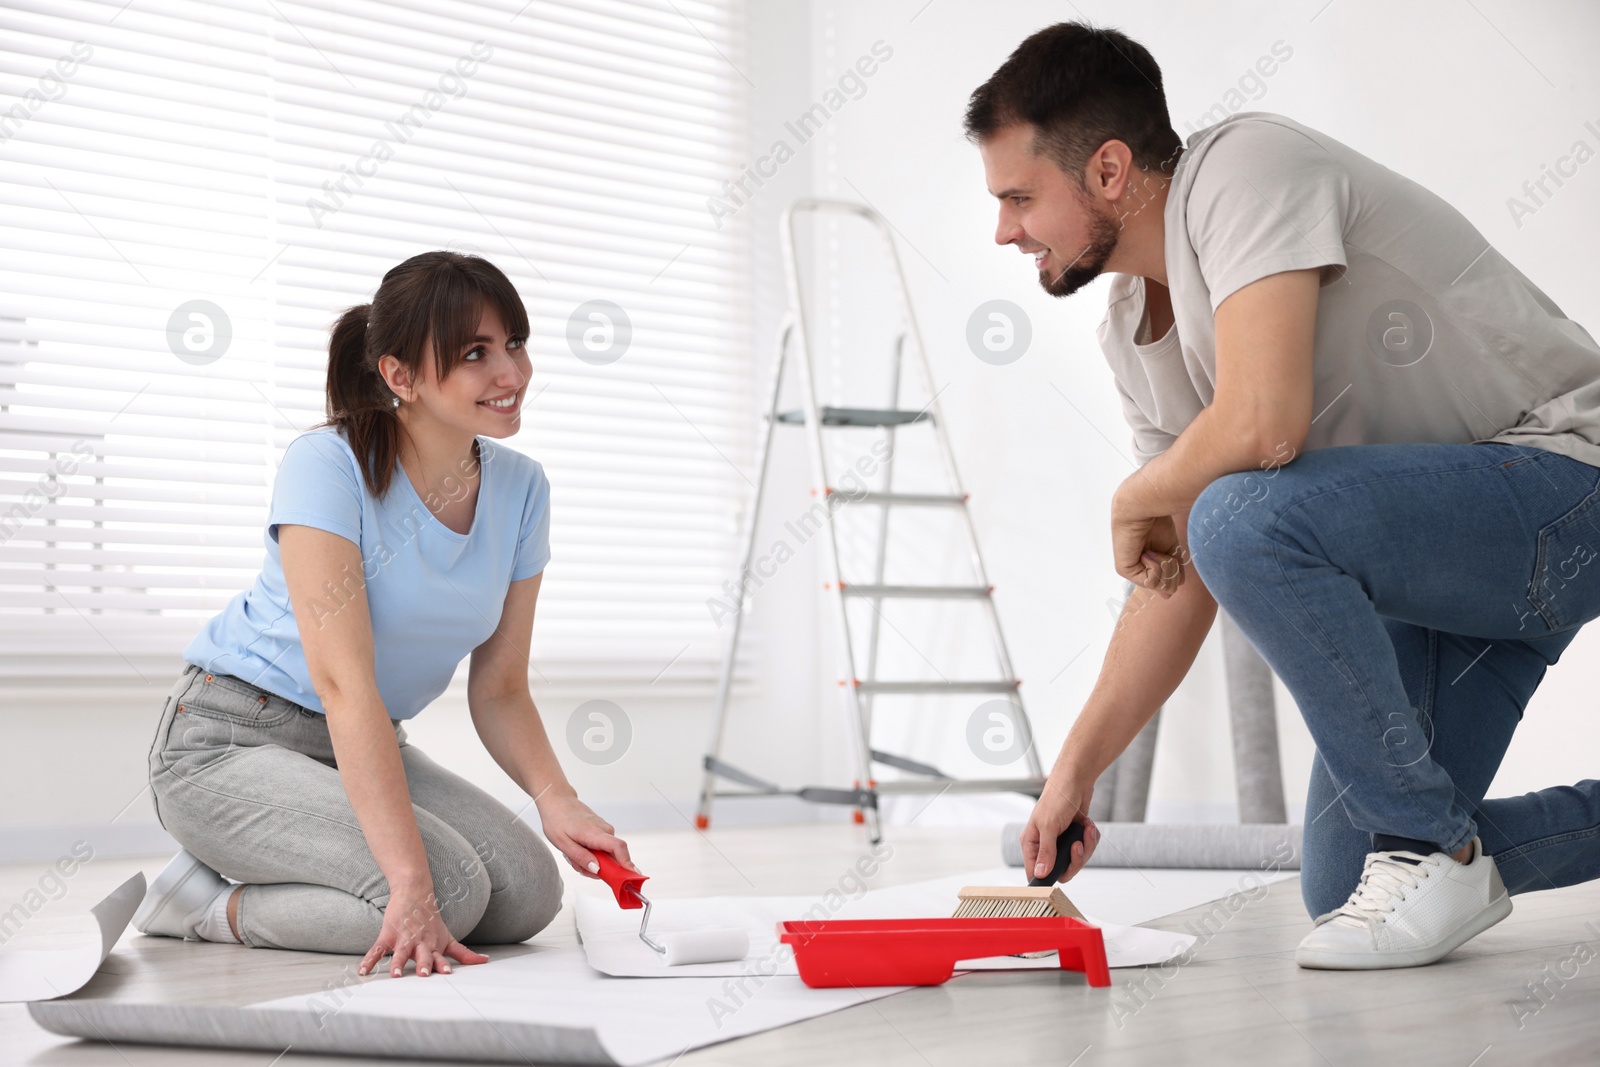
[874,777,1045,797]
[870,749,949,778]
[841,584,990,600]
[853,492,966,507]
[775,406,931,428]
[702,756,781,793]
[854,680,1019,695]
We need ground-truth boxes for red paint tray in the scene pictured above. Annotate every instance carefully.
[777,915,1110,988]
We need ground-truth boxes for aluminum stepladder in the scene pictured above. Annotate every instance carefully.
[694,199,1045,844]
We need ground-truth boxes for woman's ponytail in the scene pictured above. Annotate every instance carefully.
[322,302,401,498]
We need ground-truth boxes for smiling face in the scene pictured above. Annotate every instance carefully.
[384,301,531,441]
[980,123,1123,298]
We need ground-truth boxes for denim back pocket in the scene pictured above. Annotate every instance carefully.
[177,671,301,728]
[1529,481,1600,631]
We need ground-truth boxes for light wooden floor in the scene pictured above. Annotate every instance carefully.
[6,823,1600,1066]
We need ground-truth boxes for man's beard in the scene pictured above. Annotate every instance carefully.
[1038,202,1121,298]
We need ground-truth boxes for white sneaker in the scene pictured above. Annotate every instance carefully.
[132,850,231,941]
[1296,836,1511,970]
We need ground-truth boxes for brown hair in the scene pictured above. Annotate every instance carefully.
[317,251,530,498]
[964,21,1183,187]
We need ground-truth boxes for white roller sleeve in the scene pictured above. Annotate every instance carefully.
[658,928,750,967]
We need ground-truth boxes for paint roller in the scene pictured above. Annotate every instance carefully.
[593,852,750,966]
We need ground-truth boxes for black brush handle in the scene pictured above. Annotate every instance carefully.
[1029,822,1087,886]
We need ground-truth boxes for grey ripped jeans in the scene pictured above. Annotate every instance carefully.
[147,662,563,953]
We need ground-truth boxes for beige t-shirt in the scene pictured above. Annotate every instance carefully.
[1098,111,1600,469]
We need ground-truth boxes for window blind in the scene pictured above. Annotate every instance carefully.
[0,0,754,690]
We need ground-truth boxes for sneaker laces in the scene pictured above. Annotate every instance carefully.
[1319,850,1442,929]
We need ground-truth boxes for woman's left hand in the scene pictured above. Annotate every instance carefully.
[537,790,638,877]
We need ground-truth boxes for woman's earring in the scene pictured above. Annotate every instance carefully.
[392,396,401,408]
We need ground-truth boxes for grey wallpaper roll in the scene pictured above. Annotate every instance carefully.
[28,1001,613,1065]
[1001,822,1302,870]
[1220,612,1288,824]
[1109,710,1160,823]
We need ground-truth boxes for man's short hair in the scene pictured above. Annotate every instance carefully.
[964,21,1184,187]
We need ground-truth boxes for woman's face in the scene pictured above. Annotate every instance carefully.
[393,303,532,442]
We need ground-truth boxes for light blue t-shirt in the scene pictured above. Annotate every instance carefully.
[183,426,551,719]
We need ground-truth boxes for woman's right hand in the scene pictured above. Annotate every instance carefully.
[359,877,491,978]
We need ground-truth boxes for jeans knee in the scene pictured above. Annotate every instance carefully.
[509,836,563,940]
[426,833,493,940]
[1187,470,1278,584]
[1299,835,1365,920]
[1301,866,1342,920]
[468,821,564,944]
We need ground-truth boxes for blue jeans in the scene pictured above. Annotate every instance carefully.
[1187,442,1600,919]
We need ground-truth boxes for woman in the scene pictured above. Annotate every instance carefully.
[135,251,635,979]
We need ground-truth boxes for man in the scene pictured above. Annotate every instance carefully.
[967,21,1600,969]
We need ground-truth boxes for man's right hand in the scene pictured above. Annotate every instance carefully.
[1022,778,1101,883]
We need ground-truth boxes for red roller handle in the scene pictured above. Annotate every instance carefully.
[593,852,648,910]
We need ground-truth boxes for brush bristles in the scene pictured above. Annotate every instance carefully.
[951,885,1085,921]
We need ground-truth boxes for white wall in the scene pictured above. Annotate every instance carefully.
[8,0,1600,862]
